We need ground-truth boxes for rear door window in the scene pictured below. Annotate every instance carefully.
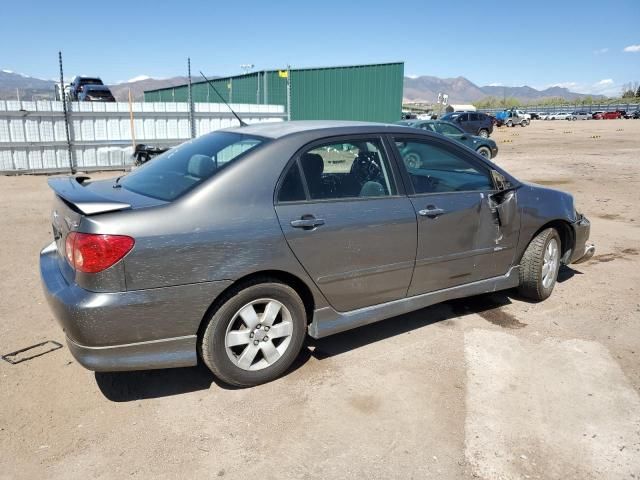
[285,138,397,201]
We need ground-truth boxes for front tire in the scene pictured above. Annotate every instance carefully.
[517,228,561,301]
[201,281,307,387]
[476,146,492,159]
[506,120,513,127]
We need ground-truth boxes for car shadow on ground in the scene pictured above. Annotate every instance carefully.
[96,266,582,401]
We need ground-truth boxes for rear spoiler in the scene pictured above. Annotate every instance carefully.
[47,177,131,215]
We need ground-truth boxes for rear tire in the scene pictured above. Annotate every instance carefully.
[478,129,489,138]
[201,280,307,387]
[517,228,561,301]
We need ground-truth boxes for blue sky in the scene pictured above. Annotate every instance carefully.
[2,0,639,96]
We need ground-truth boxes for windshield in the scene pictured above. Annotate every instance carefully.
[120,132,266,201]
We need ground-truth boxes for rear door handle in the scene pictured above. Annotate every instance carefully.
[290,217,325,229]
[418,207,446,218]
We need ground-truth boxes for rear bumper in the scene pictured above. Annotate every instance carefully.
[40,242,231,371]
[66,335,197,372]
[569,215,595,264]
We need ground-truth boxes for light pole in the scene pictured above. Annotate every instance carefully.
[240,64,254,74]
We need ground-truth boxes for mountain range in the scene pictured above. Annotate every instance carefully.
[403,75,602,103]
[1,69,602,104]
[0,70,189,101]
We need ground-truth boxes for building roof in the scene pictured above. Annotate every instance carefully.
[221,120,405,139]
[144,61,404,93]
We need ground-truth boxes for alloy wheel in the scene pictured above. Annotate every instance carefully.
[542,238,559,289]
[225,298,294,371]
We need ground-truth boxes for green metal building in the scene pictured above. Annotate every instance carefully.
[144,62,404,123]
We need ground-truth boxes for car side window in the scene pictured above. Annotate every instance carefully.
[395,139,494,194]
[298,139,396,200]
[435,122,462,136]
[469,113,479,121]
[277,161,306,202]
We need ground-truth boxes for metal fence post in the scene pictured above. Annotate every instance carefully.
[58,51,75,174]
[187,57,196,139]
[286,65,291,121]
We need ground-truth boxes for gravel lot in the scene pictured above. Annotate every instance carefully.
[1,119,639,480]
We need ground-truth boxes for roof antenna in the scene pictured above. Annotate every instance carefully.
[199,71,247,127]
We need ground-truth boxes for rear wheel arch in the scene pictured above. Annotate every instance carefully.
[196,270,316,346]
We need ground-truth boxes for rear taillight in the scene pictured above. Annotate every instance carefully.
[65,232,134,273]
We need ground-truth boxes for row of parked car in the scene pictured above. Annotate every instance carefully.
[530,110,640,120]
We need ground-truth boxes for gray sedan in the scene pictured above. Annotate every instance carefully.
[40,121,594,387]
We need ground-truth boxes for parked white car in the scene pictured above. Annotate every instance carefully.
[545,112,571,120]
[570,111,590,120]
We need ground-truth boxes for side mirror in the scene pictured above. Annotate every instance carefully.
[491,169,511,191]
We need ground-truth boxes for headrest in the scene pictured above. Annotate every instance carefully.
[360,181,385,197]
[301,153,324,179]
[187,154,215,178]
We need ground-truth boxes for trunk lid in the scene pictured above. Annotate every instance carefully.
[48,176,166,284]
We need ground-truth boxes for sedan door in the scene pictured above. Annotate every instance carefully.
[275,136,417,312]
[392,135,512,296]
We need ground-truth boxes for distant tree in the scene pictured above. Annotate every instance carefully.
[621,81,639,98]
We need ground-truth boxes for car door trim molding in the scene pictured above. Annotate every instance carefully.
[414,246,499,267]
[316,260,416,285]
[308,266,520,338]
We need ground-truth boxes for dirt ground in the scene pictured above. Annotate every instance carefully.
[0,119,639,480]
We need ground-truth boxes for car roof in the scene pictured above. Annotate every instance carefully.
[221,120,419,139]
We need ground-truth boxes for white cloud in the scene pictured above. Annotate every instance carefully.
[1,69,14,74]
[488,82,503,87]
[593,48,609,55]
[623,44,640,52]
[125,75,152,83]
[595,79,613,86]
[406,74,419,79]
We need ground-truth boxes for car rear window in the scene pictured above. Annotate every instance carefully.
[120,132,266,201]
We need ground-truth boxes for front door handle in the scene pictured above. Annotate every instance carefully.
[291,216,325,229]
[418,206,446,218]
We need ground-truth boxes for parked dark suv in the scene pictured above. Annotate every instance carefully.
[440,112,494,137]
[69,76,104,101]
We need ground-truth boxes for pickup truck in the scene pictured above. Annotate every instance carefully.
[496,109,530,127]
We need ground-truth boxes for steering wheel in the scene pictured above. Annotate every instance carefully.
[351,152,382,183]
